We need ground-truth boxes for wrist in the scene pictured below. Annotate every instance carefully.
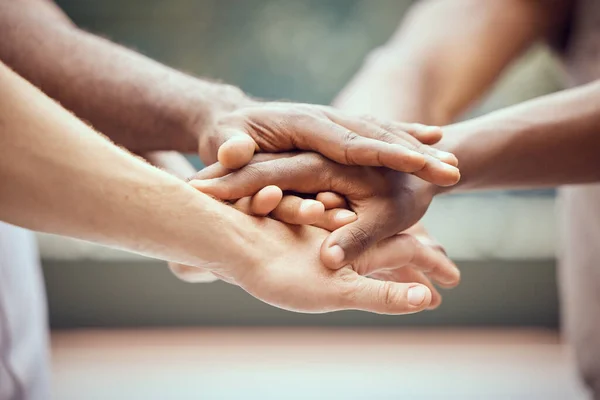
[186,80,253,152]
[166,186,264,274]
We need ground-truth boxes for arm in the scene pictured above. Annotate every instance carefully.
[0,62,441,315]
[0,61,253,268]
[334,0,572,125]
[0,0,457,185]
[0,0,245,153]
[438,80,600,192]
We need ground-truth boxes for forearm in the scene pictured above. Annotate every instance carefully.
[0,0,249,153]
[335,0,569,125]
[438,81,600,191]
[0,62,255,268]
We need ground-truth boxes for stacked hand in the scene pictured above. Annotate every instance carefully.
[152,101,460,314]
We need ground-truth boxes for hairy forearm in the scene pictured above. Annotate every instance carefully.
[0,0,249,153]
[0,62,255,268]
[335,0,569,125]
[438,81,600,191]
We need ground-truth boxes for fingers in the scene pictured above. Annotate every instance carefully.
[232,185,283,216]
[314,121,428,173]
[371,268,443,310]
[169,262,219,283]
[316,192,347,209]
[215,129,258,170]
[354,233,461,287]
[311,208,357,231]
[189,154,331,200]
[320,208,399,270]
[414,156,461,187]
[337,270,432,314]
[396,123,444,146]
[270,195,325,225]
[190,153,290,181]
[326,111,459,167]
[323,113,460,186]
[190,162,231,181]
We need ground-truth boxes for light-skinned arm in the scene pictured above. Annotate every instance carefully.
[334,0,572,125]
[0,62,443,315]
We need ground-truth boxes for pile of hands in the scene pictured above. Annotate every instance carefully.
[160,100,462,316]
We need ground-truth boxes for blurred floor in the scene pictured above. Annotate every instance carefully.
[51,328,588,400]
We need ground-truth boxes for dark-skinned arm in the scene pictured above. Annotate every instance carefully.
[0,0,458,184]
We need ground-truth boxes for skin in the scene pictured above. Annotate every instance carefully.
[0,61,451,315]
[0,0,462,268]
[191,154,440,270]
[334,0,572,125]
[158,152,453,309]
[0,0,459,185]
[0,0,465,305]
[197,0,600,271]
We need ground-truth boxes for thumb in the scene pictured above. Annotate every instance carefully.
[216,129,258,169]
[320,210,400,269]
[343,275,432,314]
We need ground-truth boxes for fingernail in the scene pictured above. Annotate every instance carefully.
[328,245,345,265]
[407,286,427,306]
[300,200,323,213]
[334,210,357,223]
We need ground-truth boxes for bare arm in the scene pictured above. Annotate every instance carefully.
[0,61,253,268]
[0,0,459,186]
[438,80,600,191]
[0,0,246,153]
[335,0,571,125]
[0,62,444,315]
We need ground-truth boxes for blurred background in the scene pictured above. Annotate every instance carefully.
[45,0,584,398]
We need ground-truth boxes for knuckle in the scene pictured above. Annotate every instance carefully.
[348,226,373,254]
[373,127,399,144]
[411,141,425,153]
[379,281,400,307]
[341,128,359,144]
[240,164,265,183]
[341,130,362,165]
[342,129,360,146]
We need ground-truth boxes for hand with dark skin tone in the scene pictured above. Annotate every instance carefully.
[191,75,600,275]
[0,62,450,315]
[190,153,456,278]
[153,151,456,310]
[172,185,457,310]
[0,0,462,311]
[0,0,459,187]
